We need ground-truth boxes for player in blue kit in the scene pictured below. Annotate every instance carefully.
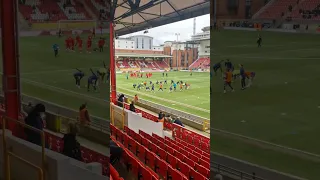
[52,43,59,57]
[74,68,85,88]
[87,69,98,92]
[213,60,224,76]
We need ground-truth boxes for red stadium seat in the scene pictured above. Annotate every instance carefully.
[146,150,156,170]
[123,134,129,149]
[128,137,137,154]
[199,158,210,169]
[166,153,178,168]
[140,166,154,180]
[170,168,187,180]
[155,158,169,180]
[177,160,190,177]
[158,141,166,150]
[134,133,142,144]
[141,136,150,148]
[195,164,210,178]
[184,157,196,168]
[149,142,158,153]
[189,153,199,163]
[175,151,185,161]
[190,168,207,180]
[193,138,201,148]
[187,135,193,144]
[124,126,129,133]
[127,153,141,177]
[165,145,175,155]
[137,143,147,162]
[157,148,167,159]
[110,164,119,179]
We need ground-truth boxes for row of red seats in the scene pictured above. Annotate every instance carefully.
[136,129,210,166]
[164,136,210,164]
[46,132,109,176]
[172,123,210,150]
[112,125,209,179]
[111,135,160,180]
[139,130,209,174]
[122,102,209,145]
[110,164,124,180]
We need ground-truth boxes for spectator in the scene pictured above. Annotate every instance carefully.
[158,112,164,120]
[134,94,139,102]
[24,103,46,146]
[110,139,123,165]
[62,123,82,161]
[170,117,184,127]
[79,103,91,125]
[129,101,136,112]
[117,94,125,107]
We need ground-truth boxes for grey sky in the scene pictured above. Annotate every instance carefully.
[121,14,210,46]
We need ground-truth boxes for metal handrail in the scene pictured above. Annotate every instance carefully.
[1,116,46,180]
[212,162,265,180]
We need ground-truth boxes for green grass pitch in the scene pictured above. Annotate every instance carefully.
[116,71,210,119]
[0,35,109,119]
[211,30,320,179]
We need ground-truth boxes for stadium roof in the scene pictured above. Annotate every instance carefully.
[114,0,210,36]
[116,52,172,58]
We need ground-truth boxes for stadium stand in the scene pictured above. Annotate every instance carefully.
[257,0,298,19]
[18,0,93,22]
[116,59,170,71]
[57,0,91,20]
[290,0,320,20]
[189,57,210,69]
[85,0,107,20]
[110,124,210,180]
[19,0,67,22]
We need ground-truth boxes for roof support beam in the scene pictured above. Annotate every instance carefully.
[115,0,167,21]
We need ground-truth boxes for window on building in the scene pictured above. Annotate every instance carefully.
[142,38,144,49]
[136,38,139,48]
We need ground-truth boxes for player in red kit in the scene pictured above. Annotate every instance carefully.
[87,36,92,53]
[76,37,82,53]
[71,37,75,51]
[98,38,105,52]
[65,38,69,51]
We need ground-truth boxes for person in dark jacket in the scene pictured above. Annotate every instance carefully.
[117,94,125,107]
[173,117,184,127]
[62,123,82,161]
[110,140,123,165]
[129,101,136,112]
[24,103,46,146]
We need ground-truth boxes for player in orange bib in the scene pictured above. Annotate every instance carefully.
[158,83,163,91]
[245,71,256,87]
[224,69,234,94]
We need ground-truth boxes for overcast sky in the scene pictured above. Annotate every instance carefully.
[121,14,210,46]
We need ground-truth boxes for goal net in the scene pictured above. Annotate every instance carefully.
[57,20,97,31]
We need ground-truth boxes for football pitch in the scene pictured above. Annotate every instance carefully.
[0,35,109,119]
[116,71,210,119]
[211,30,320,179]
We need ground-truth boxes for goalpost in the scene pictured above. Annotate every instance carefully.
[57,20,97,31]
